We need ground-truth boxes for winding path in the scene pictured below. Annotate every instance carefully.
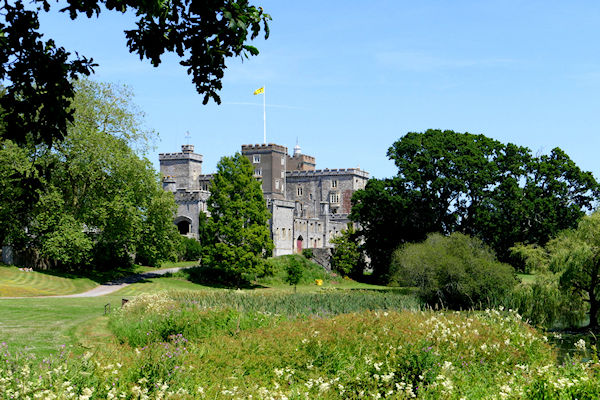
[1,266,190,299]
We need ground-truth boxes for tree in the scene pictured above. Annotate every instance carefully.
[390,232,516,310]
[351,129,599,282]
[330,223,363,277]
[201,153,273,285]
[0,79,180,270]
[0,0,270,146]
[284,257,303,292]
[545,213,600,328]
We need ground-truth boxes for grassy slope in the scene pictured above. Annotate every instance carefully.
[0,295,123,356]
[0,266,97,297]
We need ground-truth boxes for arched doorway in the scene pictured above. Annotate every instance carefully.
[174,216,192,235]
[296,235,304,253]
[177,221,190,235]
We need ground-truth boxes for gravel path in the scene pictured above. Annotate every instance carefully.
[1,267,190,299]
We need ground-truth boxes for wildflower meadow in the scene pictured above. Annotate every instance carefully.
[2,289,600,399]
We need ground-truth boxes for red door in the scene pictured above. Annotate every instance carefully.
[297,239,303,253]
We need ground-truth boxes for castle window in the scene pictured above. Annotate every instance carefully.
[254,168,262,177]
[332,180,338,188]
[297,186,303,196]
[275,180,280,190]
[281,157,285,165]
[281,171,285,178]
[330,192,340,203]
[253,155,260,163]
[309,193,313,200]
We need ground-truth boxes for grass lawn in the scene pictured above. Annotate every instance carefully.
[0,295,123,356]
[0,266,97,297]
[518,272,538,284]
[113,276,217,296]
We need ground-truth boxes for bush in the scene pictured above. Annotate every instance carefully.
[301,248,313,259]
[390,232,517,309]
[178,237,202,262]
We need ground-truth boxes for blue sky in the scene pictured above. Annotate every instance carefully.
[38,1,600,179]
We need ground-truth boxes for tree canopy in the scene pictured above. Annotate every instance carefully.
[0,79,180,270]
[351,129,599,282]
[200,153,273,285]
[0,0,270,146]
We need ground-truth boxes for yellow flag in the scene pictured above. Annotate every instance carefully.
[253,87,264,95]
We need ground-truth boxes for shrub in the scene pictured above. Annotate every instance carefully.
[390,232,517,309]
[302,248,313,259]
[178,236,202,262]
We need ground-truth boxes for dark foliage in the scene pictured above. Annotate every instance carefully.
[351,129,599,282]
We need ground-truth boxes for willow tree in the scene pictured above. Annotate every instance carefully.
[548,213,600,328]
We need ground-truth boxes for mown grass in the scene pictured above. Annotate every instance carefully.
[0,265,97,297]
[0,295,123,356]
[0,261,199,298]
[113,276,218,296]
[518,273,538,284]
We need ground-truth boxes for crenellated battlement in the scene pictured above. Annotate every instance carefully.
[287,168,369,178]
[241,143,288,154]
[159,152,203,162]
[289,154,315,162]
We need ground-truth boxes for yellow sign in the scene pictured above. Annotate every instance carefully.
[253,87,264,95]
[315,279,323,286]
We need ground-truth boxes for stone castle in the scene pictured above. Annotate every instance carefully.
[159,143,369,256]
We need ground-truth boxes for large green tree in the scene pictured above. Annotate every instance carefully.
[0,79,180,270]
[201,153,273,285]
[351,129,599,282]
[0,0,270,147]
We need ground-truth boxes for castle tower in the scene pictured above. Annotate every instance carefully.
[287,141,316,172]
[159,144,203,191]
[241,143,288,200]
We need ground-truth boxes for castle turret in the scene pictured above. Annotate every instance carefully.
[293,143,302,156]
[159,144,203,190]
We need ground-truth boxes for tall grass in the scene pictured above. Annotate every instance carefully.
[109,289,422,346]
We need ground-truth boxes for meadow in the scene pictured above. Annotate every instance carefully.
[2,259,600,399]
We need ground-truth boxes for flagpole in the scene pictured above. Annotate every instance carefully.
[263,85,266,144]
